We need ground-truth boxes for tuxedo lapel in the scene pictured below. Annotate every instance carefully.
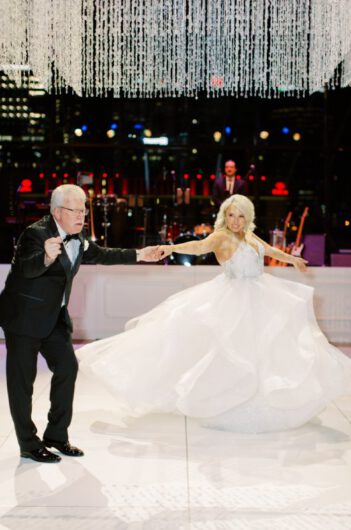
[70,234,84,276]
[48,215,73,280]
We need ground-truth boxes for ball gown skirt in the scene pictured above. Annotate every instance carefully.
[78,242,351,433]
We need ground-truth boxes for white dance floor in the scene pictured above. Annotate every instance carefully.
[1,342,351,530]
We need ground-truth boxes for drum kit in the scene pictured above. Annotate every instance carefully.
[160,220,217,265]
[88,193,127,247]
[87,193,217,264]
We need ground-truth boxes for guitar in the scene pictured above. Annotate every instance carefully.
[290,207,309,257]
[269,211,292,266]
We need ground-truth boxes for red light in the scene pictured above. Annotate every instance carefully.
[210,75,224,88]
[196,174,202,180]
[63,173,69,178]
[122,178,128,195]
[52,172,57,178]
[102,172,108,178]
[210,174,216,180]
[183,173,189,180]
[260,175,267,181]
[249,175,254,181]
[39,172,44,179]
[236,175,241,180]
[115,172,120,178]
[19,179,33,192]
[272,181,289,196]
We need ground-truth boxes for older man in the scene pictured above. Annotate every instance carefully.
[0,184,161,463]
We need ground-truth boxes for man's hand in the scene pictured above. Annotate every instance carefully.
[44,236,62,266]
[137,246,164,262]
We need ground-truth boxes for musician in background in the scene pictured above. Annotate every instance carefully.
[212,160,248,207]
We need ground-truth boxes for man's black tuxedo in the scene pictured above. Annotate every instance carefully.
[212,176,248,207]
[0,214,137,452]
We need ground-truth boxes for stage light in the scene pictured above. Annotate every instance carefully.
[282,127,290,134]
[106,129,116,138]
[259,130,269,139]
[102,172,108,178]
[192,118,198,125]
[143,137,168,146]
[213,131,222,142]
[272,181,288,196]
[293,132,301,141]
[134,123,143,130]
[18,179,32,192]
[224,126,232,134]
[74,128,83,137]
[260,175,267,181]
[111,123,118,130]
[144,129,152,137]
[63,173,69,178]
[210,174,216,180]
[39,172,44,179]
[196,173,202,180]
[192,148,198,154]
[345,220,350,227]
[101,179,107,186]
[81,124,88,132]
[249,175,254,181]
[183,173,189,180]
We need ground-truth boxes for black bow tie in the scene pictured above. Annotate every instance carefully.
[63,233,80,243]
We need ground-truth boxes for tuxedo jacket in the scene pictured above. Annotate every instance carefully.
[0,215,136,338]
[212,176,248,207]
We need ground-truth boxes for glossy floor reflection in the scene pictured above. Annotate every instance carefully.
[0,344,351,530]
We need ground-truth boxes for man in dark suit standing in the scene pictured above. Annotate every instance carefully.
[212,160,248,207]
[0,184,161,463]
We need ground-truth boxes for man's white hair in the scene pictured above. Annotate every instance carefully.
[50,184,86,214]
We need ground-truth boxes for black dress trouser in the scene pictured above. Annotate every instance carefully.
[5,308,78,452]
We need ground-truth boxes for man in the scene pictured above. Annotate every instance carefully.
[0,184,161,463]
[212,160,248,207]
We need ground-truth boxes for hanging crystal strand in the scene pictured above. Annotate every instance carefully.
[0,0,28,87]
[50,0,82,95]
[341,0,351,87]
[29,0,50,91]
[206,0,218,97]
[82,0,94,97]
[310,0,344,93]
[252,0,267,97]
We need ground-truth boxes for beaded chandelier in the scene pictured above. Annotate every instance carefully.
[1,0,351,98]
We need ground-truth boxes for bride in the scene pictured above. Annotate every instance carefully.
[78,195,351,433]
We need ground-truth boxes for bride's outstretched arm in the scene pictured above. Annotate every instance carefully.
[160,232,219,258]
[251,233,308,271]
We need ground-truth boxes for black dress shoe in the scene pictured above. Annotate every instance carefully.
[20,447,61,463]
[43,439,84,457]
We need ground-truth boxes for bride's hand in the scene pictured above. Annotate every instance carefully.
[292,256,308,272]
[160,245,173,259]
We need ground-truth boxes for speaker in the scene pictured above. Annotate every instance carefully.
[330,253,351,267]
[302,234,326,266]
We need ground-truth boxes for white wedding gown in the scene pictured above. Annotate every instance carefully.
[78,241,351,433]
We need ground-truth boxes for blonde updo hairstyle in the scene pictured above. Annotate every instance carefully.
[214,194,256,234]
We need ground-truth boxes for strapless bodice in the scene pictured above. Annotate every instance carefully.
[221,241,264,279]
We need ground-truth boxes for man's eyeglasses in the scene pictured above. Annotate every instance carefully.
[59,206,89,216]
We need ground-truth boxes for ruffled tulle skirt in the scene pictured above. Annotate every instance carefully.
[77,272,351,433]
